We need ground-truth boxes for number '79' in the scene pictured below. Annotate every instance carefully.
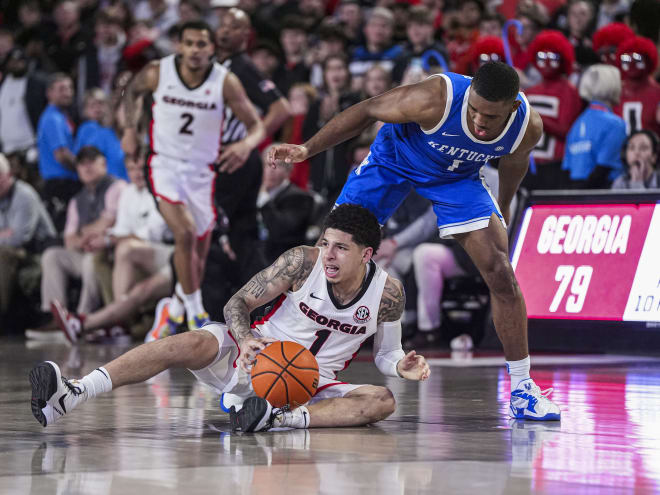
[549,265,593,313]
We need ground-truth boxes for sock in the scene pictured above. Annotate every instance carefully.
[182,289,205,318]
[506,356,531,392]
[168,284,185,320]
[272,406,310,429]
[79,367,113,399]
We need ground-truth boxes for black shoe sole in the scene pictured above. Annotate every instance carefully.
[238,397,268,432]
[29,362,57,427]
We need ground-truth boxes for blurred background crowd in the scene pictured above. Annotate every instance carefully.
[1,0,659,350]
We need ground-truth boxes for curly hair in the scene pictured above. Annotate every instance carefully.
[617,36,658,74]
[530,30,575,75]
[592,23,634,52]
[322,204,382,254]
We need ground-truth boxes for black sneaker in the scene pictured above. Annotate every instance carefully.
[230,396,280,432]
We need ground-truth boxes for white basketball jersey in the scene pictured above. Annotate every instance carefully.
[254,249,389,380]
[151,54,227,164]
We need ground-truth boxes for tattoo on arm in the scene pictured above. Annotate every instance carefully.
[223,246,317,340]
[378,277,406,323]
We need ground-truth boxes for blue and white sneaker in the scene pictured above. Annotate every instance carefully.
[510,378,561,421]
[188,312,210,331]
[220,392,245,413]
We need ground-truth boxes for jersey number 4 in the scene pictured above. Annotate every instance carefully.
[179,113,194,135]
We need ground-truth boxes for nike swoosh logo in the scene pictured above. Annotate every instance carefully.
[302,411,308,427]
[442,132,459,136]
[58,394,67,414]
[310,293,323,300]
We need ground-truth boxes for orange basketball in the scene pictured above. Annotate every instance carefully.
[251,341,319,408]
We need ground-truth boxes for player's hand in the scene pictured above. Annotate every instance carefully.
[237,336,278,372]
[121,127,138,156]
[267,143,309,168]
[396,350,430,381]
[372,238,397,267]
[217,141,251,174]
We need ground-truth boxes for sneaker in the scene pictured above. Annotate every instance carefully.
[450,333,474,351]
[230,396,279,432]
[220,392,245,413]
[145,297,182,342]
[188,312,210,331]
[29,361,86,427]
[510,378,561,421]
[25,328,67,343]
[51,300,82,344]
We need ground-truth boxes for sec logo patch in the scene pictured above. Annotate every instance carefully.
[354,305,371,323]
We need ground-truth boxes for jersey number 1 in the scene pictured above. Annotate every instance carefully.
[309,329,331,356]
[179,113,194,135]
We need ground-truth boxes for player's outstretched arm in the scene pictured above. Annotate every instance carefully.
[266,76,447,167]
[121,61,159,156]
[224,246,318,369]
[374,276,430,381]
[218,72,266,173]
[497,108,543,224]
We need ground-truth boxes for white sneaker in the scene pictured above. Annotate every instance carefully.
[450,333,474,351]
[220,392,246,413]
[29,361,87,427]
[510,378,561,421]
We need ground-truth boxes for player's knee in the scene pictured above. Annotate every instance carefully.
[173,226,196,251]
[41,246,59,267]
[371,386,396,420]
[482,252,518,298]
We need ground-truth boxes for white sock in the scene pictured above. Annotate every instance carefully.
[181,289,205,318]
[506,356,531,392]
[80,367,113,399]
[273,406,310,429]
[168,284,185,319]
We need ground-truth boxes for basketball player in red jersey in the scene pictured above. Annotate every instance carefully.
[29,205,429,431]
[121,21,265,333]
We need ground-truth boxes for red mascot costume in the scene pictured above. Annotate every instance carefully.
[469,36,506,75]
[613,36,660,136]
[524,30,582,189]
[592,23,635,66]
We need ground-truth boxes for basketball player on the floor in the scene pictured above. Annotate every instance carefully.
[121,20,265,332]
[29,205,430,431]
[268,61,561,421]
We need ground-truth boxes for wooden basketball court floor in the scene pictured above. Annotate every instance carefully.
[2,338,660,494]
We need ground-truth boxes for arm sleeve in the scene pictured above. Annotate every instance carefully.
[372,320,406,377]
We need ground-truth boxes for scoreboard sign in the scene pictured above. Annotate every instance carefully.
[511,203,660,322]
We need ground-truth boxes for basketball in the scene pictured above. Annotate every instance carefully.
[251,341,319,408]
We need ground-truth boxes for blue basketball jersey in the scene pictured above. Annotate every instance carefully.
[380,72,530,178]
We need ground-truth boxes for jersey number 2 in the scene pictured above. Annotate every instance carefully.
[309,329,331,356]
[179,113,194,135]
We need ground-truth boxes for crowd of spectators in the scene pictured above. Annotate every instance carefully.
[0,0,659,347]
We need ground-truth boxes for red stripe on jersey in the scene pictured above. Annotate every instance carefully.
[149,101,155,153]
[227,328,241,368]
[336,341,366,377]
[251,294,286,329]
[146,154,184,205]
[314,381,348,395]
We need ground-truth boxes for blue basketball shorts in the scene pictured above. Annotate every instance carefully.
[335,150,505,238]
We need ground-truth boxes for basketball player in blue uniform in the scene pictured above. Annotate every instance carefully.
[268,62,560,420]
